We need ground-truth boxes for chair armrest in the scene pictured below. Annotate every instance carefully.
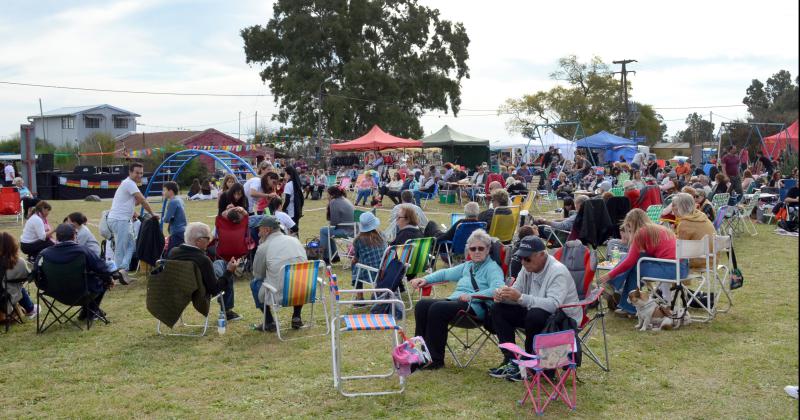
[498,342,537,359]
[263,283,278,293]
[353,263,379,273]
[560,287,603,308]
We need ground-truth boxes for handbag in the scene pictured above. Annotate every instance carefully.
[729,241,744,290]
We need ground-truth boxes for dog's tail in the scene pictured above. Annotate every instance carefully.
[660,317,675,330]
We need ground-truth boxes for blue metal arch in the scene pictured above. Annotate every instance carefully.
[143,149,257,217]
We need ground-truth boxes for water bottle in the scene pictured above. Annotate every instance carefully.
[610,244,620,265]
[217,310,227,335]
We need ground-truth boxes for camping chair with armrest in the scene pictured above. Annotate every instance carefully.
[499,329,578,415]
[1,271,27,332]
[712,205,729,233]
[554,241,608,372]
[510,194,526,207]
[328,272,407,397]
[637,236,715,323]
[339,177,352,192]
[0,187,22,224]
[418,182,439,210]
[711,193,730,214]
[263,260,328,341]
[450,213,466,227]
[489,206,520,244]
[147,259,225,337]
[729,192,759,236]
[401,237,436,306]
[213,214,254,262]
[440,221,487,267]
[446,294,498,368]
[519,191,537,224]
[35,254,109,333]
[326,210,362,268]
[645,205,664,224]
[711,234,734,314]
[610,187,624,197]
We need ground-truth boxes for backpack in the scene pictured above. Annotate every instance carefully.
[98,210,113,239]
[543,309,582,367]
[370,253,407,319]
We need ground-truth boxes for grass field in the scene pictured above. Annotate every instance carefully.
[1,196,797,418]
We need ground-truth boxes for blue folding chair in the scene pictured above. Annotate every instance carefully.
[439,221,487,267]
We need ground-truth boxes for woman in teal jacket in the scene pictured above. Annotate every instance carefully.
[409,229,505,369]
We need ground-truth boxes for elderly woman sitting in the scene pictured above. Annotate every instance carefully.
[672,192,716,269]
[409,229,505,370]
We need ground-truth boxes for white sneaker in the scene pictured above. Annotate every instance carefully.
[26,304,39,319]
[785,385,798,399]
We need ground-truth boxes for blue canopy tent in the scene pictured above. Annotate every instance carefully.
[575,131,636,164]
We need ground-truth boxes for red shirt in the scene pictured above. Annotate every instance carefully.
[608,228,676,278]
[721,154,740,177]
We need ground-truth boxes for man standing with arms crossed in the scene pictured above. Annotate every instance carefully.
[107,162,158,284]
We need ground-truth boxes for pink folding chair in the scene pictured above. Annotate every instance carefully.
[499,329,578,415]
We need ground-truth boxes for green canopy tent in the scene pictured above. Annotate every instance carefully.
[421,125,490,169]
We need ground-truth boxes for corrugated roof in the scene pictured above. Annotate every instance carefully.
[28,104,140,119]
[115,128,245,152]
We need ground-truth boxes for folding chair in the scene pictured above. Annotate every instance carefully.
[519,191,537,224]
[610,187,624,197]
[729,192,759,236]
[489,205,520,244]
[263,260,328,341]
[711,234,734,314]
[554,241,608,371]
[712,205,729,233]
[711,193,730,214]
[500,329,578,415]
[147,259,225,337]
[352,245,410,290]
[446,298,497,368]
[402,237,436,306]
[329,273,407,397]
[325,215,359,268]
[35,255,109,333]
[418,183,439,209]
[637,236,715,323]
[510,194,526,207]
[1,272,26,332]
[450,213,466,227]
[214,214,254,262]
[645,205,663,224]
[539,225,571,249]
[535,191,558,212]
[339,176,352,191]
[440,221,487,267]
[0,187,22,224]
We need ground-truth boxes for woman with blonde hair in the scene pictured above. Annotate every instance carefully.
[599,222,687,316]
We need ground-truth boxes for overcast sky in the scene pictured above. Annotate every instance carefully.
[0,0,797,142]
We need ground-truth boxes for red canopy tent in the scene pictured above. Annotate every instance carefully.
[330,125,422,151]
[762,120,798,158]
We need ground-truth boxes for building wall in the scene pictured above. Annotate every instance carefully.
[33,117,78,148]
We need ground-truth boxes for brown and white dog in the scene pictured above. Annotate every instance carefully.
[628,289,675,331]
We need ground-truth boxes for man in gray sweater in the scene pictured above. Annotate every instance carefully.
[488,236,581,381]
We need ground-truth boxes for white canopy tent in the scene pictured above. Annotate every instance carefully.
[490,130,576,161]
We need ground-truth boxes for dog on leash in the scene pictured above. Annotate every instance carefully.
[628,289,676,331]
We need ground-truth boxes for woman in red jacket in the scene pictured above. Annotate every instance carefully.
[598,224,688,316]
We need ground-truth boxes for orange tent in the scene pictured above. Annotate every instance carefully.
[331,125,421,151]
[762,120,798,158]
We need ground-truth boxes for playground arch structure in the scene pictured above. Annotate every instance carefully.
[715,121,790,160]
[142,149,256,216]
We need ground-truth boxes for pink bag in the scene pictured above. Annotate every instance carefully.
[392,332,432,377]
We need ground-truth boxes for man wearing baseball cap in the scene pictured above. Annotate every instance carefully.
[488,236,581,381]
[251,216,307,332]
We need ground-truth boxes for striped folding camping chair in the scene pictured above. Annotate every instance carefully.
[263,260,328,341]
[402,237,437,306]
[328,273,407,397]
[645,205,663,224]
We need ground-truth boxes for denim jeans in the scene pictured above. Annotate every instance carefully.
[355,189,372,206]
[107,218,135,271]
[413,190,433,206]
[19,288,34,313]
[320,226,352,262]
[212,259,235,311]
[610,253,689,315]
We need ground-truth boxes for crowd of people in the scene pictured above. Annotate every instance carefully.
[2,145,798,385]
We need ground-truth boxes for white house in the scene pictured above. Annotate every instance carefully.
[27,104,140,148]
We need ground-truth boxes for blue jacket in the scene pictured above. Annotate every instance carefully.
[424,259,505,319]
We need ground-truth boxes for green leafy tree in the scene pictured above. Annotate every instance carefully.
[241,0,470,139]
[743,70,799,124]
[500,55,664,143]
[673,112,715,144]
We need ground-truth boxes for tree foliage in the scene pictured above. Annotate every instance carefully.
[743,69,799,124]
[672,112,715,144]
[241,0,470,139]
[500,55,665,144]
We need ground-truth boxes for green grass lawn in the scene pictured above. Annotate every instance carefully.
[1,196,797,418]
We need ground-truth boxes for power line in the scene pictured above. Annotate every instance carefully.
[653,104,745,110]
[0,80,269,97]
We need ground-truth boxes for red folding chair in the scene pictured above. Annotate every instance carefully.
[0,187,22,224]
[213,214,254,262]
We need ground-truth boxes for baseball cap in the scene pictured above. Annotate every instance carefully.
[257,216,281,229]
[514,236,546,258]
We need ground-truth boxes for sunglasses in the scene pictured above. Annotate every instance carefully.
[522,256,534,263]
[468,246,487,252]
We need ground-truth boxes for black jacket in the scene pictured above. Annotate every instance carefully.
[391,225,423,246]
[167,244,232,296]
[604,197,631,239]
[572,198,612,248]
[136,216,165,267]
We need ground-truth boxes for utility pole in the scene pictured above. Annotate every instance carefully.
[613,59,637,137]
[254,111,258,142]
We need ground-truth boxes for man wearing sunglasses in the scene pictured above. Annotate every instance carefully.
[488,236,581,381]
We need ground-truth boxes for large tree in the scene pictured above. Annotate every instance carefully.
[241,0,470,140]
[500,55,665,144]
[743,69,799,124]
